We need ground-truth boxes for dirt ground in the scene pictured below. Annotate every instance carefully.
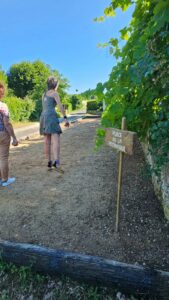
[0,118,169,272]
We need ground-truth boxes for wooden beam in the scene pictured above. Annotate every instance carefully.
[0,240,168,298]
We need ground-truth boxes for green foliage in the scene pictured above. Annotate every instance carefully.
[29,98,42,120]
[0,258,153,299]
[4,96,35,121]
[0,67,8,95]
[80,88,96,100]
[149,108,169,176]
[0,67,7,85]
[7,60,70,120]
[102,102,125,128]
[95,128,106,150]
[87,100,98,111]
[94,82,105,102]
[94,0,132,22]
[70,95,81,110]
[80,84,106,106]
[97,0,169,174]
[87,100,103,112]
[7,60,50,99]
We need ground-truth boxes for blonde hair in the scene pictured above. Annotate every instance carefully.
[47,76,58,90]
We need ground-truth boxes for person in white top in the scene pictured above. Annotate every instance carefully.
[0,82,18,186]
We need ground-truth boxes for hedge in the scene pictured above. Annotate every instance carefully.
[4,96,35,121]
[86,100,103,112]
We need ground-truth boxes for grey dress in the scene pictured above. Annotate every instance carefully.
[40,93,62,135]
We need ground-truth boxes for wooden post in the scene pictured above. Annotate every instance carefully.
[0,240,169,298]
[115,117,126,232]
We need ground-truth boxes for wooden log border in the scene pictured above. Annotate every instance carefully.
[0,240,169,299]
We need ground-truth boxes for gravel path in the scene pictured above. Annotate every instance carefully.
[0,118,169,272]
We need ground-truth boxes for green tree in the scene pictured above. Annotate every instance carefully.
[95,82,105,102]
[7,60,70,119]
[70,95,81,110]
[7,60,51,98]
[0,66,7,84]
[80,88,96,100]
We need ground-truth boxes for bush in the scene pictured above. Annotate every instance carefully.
[4,96,35,121]
[70,95,81,110]
[87,100,103,112]
[29,98,42,120]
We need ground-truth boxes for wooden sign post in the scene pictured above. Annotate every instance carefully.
[105,117,136,232]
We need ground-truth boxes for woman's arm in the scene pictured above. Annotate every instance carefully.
[53,92,66,116]
[53,92,70,127]
[3,116,18,146]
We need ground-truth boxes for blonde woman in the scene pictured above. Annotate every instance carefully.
[40,77,69,172]
[0,83,18,186]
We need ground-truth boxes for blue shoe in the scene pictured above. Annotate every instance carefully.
[2,177,16,187]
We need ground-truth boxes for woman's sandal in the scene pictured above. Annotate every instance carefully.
[47,160,53,171]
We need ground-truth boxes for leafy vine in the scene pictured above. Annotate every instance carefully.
[96,0,169,175]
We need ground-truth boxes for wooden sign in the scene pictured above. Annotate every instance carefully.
[105,128,136,155]
[105,118,137,232]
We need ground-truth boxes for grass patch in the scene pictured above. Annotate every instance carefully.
[0,259,156,300]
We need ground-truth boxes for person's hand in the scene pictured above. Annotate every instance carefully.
[12,138,19,146]
[64,120,70,127]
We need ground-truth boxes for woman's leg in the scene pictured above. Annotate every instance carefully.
[51,134,64,173]
[44,134,52,161]
[51,133,60,162]
[0,132,10,181]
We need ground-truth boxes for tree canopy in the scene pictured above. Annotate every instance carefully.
[7,60,70,101]
[6,60,71,119]
[0,66,7,86]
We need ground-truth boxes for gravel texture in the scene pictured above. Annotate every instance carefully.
[0,118,169,273]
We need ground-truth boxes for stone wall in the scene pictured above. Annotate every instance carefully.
[142,142,169,221]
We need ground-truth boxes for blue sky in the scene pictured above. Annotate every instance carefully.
[0,0,134,93]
